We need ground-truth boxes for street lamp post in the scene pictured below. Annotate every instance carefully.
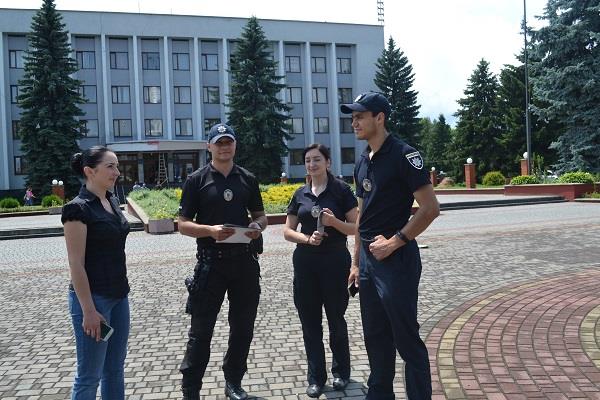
[523,0,533,175]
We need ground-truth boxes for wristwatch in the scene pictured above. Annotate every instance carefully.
[395,231,410,244]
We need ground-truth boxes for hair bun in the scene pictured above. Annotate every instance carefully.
[71,152,84,176]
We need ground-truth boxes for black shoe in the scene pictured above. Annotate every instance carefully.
[306,384,323,398]
[181,386,200,400]
[225,381,248,400]
[332,377,348,391]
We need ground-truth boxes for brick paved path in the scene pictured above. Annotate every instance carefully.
[0,202,599,399]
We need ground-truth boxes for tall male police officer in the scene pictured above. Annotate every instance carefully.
[342,93,440,400]
[177,123,268,400]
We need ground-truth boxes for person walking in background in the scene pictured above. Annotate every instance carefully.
[61,146,131,400]
[24,187,35,206]
[342,93,440,400]
[283,143,358,398]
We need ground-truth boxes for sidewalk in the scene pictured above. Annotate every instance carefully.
[0,194,565,240]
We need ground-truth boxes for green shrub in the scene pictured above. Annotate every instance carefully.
[557,171,594,184]
[0,197,20,208]
[510,175,540,185]
[482,171,506,186]
[41,194,64,207]
[583,192,600,199]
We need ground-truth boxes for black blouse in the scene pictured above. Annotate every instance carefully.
[61,186,130,299]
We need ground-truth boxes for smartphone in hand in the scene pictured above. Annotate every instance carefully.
[100,320,114,342]
[347,282,359,297]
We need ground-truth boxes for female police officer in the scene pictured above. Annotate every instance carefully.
[283,144,358,398]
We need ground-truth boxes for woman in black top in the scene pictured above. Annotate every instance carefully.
[284,144,358,398]
[61,146,130,400]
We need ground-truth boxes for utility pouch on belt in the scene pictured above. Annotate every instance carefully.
[250,234,263,255]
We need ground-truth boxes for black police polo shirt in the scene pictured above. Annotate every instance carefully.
[287,174,358,247]
[179,163,264,248]
[354,134,430,237]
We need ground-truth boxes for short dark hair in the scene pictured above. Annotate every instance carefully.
[302,143,331,161]
[71,146,112,178]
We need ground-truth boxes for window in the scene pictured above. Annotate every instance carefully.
[287,118,303,134]
[9,50,24,69]
[80,120,99,137]
[174,86,191,104]
[143,86,161,104]
[109,52,128,69]
[144,119,163,136]
[203,86,220,104]
[289,149,304,166]
[78,85,97,103]
[311,57,326,73]
[202,54,218,71]
[14,156,27,175]
[76,51,96,69]
[142,52,160,70]
[340,118,353,133]
[341,147,355,164]
[113,119,132,137]
[12,120,21,140]
[338,88,353,104]
[10,85,22,103]
[175,119,193,136]
[172,53,190,70]
[204,118,220,136]
[285,56,301,73]
[286,87,302,104]
[111,86,130,104]
[313,117,329,133]
[312,87,327,104]
[337,58,351,74]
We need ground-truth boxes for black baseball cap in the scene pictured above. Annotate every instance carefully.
[208,123,236,143]
[340,92,391,117]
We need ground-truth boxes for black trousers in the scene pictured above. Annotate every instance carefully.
[359,239,432,400]
[180,251,261,391]
[293,244,351,386]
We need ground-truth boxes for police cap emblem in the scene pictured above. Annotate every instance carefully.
[217,125,227,133]
[405,152,424,170]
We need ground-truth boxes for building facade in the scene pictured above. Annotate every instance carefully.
[0,8,384,191]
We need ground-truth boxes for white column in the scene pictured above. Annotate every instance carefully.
[100,34,111,143]
[328,43,341,176]
[192,37,203,140]
[0,33,10,189]
[220,39,229,121]
[163,36,173,139]
[278,40,289,176]
[132,36,142,140]
[303,41,314,146]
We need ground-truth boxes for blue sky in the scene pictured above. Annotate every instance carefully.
[1,0,549,125]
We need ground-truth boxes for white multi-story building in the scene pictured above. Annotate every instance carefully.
[0,8,383,193]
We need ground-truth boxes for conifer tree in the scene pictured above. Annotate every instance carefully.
[227,17,291,182]
[374,37,421,146]
[420,114,452,172]
[18,0,84,197]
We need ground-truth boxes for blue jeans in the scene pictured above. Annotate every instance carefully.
[69,290,130,400]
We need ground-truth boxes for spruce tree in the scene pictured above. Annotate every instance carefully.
[420,114,452,173]
[374,37,421,146]
[450,59,503,180]
[227,17,291,183]
[530,0,600,173]
[18,0,84,197]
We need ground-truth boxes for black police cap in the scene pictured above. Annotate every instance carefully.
[340,92,391,117]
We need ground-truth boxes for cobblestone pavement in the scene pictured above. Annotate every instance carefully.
[0,202,599,399]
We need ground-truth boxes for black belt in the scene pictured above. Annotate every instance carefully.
[199,245,252,260]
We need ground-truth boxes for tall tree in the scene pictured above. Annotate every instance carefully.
[451,59,503,180]
[420,114,452,173]
[18,0,84,197]
[374,37,421,146]
[530,0,600,173]
[227,17,291,183]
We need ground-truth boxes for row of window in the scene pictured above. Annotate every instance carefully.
[286,117,353,134]
[286,87,353,104]
[8,49,352,74]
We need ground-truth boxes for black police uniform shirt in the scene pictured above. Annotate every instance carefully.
[354,134,430,238]
[179,163,264,249]
[287,174,358,248]
[61,185,130,299]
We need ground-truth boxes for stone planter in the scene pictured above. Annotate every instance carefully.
[48,206,63,215]
[147,218,175,234]
[504,183,596,201]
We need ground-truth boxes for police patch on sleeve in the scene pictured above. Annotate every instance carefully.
[405,151,424,170]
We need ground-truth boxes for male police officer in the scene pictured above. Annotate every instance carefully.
[177,123,268,400]
[342,93,440,399]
